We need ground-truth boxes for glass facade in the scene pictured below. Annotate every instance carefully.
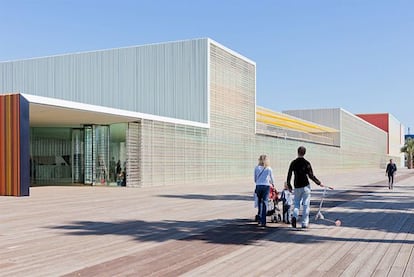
[71,128,84,183]
[30,128,72,184]
[30,124,127,186]
[110,123,127,186]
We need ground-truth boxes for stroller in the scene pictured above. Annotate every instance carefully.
[267,186,282,223]
[255,186,282,223]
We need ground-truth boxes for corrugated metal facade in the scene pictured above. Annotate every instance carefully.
[0,39,209,124]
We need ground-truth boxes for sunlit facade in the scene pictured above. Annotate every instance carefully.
[0,38,402,193]
[356,113,405,167]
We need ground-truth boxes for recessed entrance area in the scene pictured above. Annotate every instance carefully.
[30,123,127,186]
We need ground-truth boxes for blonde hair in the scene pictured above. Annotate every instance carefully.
[258,154,270,167]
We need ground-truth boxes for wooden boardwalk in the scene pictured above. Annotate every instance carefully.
[1,169,413,276]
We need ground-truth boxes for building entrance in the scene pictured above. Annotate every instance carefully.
[30,124,127,186]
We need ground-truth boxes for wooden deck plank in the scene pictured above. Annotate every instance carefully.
[1,169,414,276]
[403,245,414,277]
[302,200,389,276]
[184,175,414,277]
[389,244,414,276]
[331,211,410,276]
[371,217,414,277]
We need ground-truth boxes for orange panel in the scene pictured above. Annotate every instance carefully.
[0,96,5,195]
[0,94,29,196]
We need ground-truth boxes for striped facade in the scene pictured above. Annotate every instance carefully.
[0,94,30,196]
[0,39,209,126]
[0,38,402,190]
[133,42,256,186]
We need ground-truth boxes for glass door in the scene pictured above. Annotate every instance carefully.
[84,125,94,184]
[83,125,110,185]
[71,128,84,183]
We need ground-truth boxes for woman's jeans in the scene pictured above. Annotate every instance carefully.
[293,185,311,227]
[256,185,270,225]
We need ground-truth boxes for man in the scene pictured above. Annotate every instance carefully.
[286,146,323,228]
[385,159,397,190]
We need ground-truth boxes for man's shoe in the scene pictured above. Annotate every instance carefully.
[302,223,308,229]
[291,217,297,228]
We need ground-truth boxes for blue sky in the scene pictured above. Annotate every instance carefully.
[1,0,413,131]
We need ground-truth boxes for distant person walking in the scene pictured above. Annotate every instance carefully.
[286,146,323,228]
[254,154,275,228]
[386,159,397,190]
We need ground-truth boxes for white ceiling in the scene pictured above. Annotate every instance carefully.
[20,93,207,129]
[29,103,138,127]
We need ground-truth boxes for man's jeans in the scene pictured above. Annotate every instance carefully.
[293,185,311,227]
[256,185,270,225]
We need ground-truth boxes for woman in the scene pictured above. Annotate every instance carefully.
[254,154,275,227]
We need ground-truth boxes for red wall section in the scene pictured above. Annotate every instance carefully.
[357,113,389,132]
[0,94,30,196]
[356,113,389,154]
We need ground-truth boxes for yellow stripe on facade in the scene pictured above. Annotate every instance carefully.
[256,107,338,133]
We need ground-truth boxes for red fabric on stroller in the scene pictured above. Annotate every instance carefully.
[269,186,279,200]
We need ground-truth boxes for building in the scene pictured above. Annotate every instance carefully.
[0,38,402,196]
[282,108,396,169]
[356,113,405,167]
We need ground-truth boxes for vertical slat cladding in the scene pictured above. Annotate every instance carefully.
[0,94,21,196]
[5,96,12,194]
[0,96,5,195]
[13,94,21,195]
[10,95,17,195]
[138,42,257,187]
[0,39,209,125]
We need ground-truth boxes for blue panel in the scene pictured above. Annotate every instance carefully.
[19,94,30,196]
